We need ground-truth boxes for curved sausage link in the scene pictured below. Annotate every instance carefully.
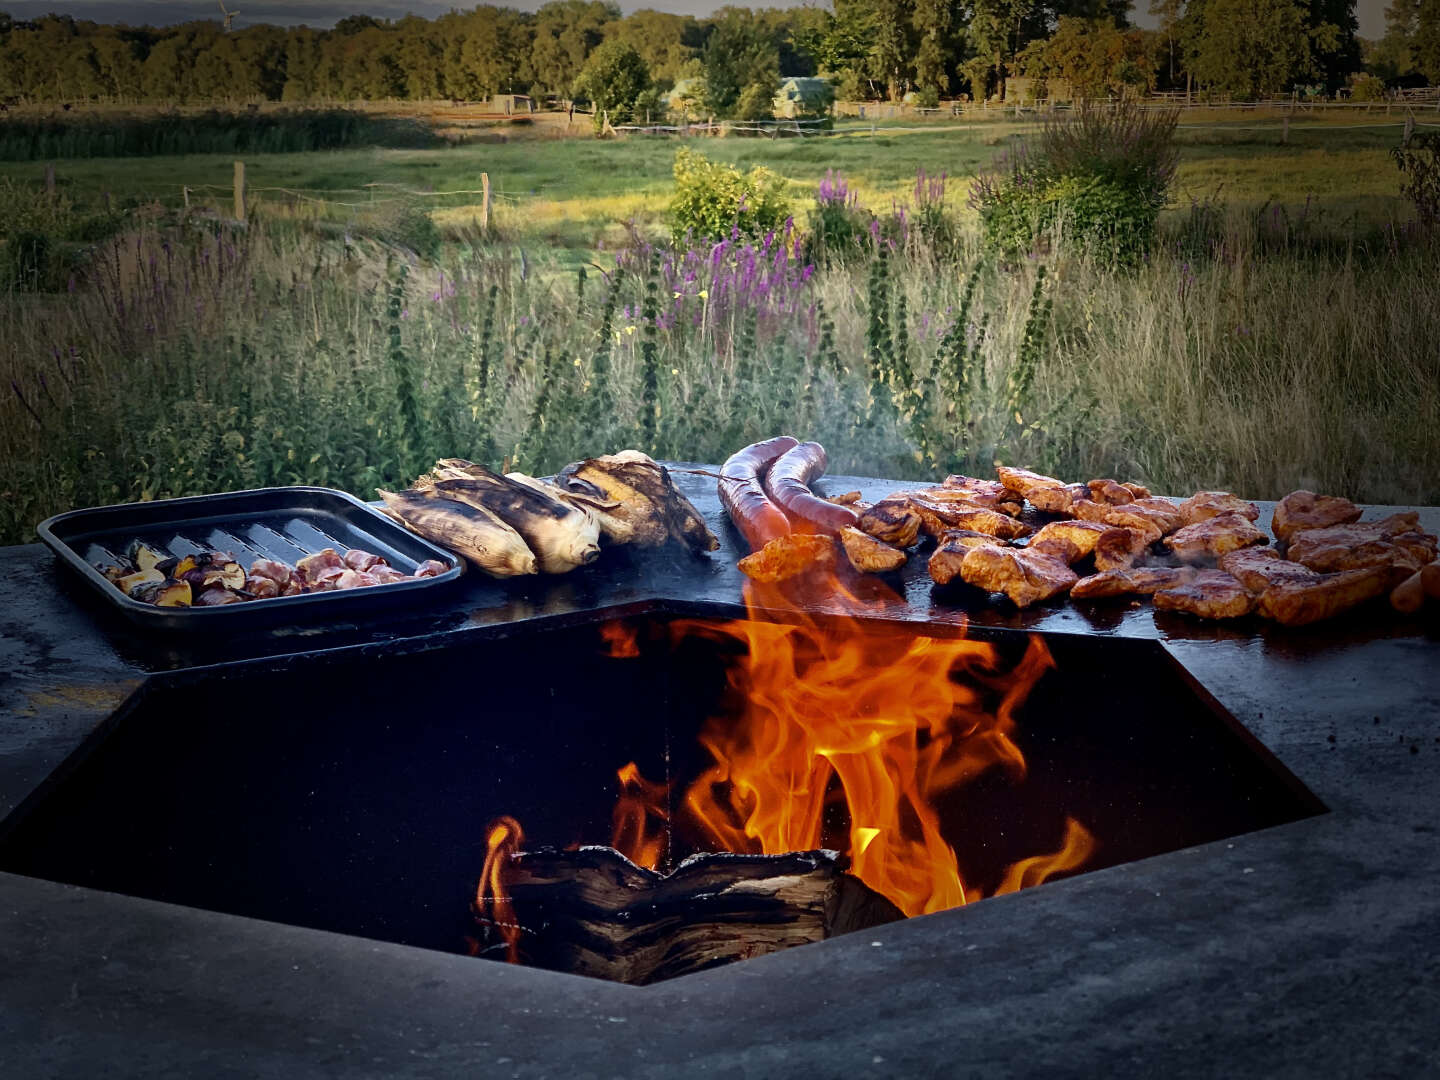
[764,441,860,535]
[719,436,799,552]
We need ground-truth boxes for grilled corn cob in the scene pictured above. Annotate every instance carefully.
[377,489,538,577]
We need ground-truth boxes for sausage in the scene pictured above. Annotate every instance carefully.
[719,436,799,551]
[764,441,861,535]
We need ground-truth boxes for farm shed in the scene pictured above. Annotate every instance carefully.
[774,76,832,118]
[490,94,534,115]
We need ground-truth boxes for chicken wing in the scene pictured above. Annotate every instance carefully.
[1153,570,1257,619]
[957,545,1079,608]
[1272,490,1362,543]
[1177,491,1261,526]
[1164,511,1269,563]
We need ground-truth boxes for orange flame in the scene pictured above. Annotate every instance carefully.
[598,619,642,659]
[611,760,670,870]
[476,816,525,963]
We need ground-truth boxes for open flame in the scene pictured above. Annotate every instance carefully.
[479,573,1095,957]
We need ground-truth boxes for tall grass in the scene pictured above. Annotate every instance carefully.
[0,109,439,161]
[2,201,1437,546]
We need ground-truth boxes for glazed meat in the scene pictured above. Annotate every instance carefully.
[1085,479,1135,506]
[1177,491,1261,526]
[1272,490,1362,543]
[839,527,907,574]
[1218,547,1320,592]
[1028,520,1113,561]
[1257,565,1393,626]
[881,493,1031,540]
[1164,512,1269,563]
[737,534,837,584]
[1286,513,1436,573]
[1071,566,1197,600]
[1093,526,1153,571]
[1072,499,1179,544]
[1028,536,1083,565]
[957,545,1079,608]
[1153,570,1257,620]
[938,476,1024,515]
[1120,482,1151,500]
[856,502,923,549]
[994,467,1087,514]
[927,530,1006,586]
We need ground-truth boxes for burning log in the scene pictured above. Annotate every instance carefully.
[477,846,904,986]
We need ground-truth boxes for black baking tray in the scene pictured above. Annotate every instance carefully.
[37,486,464,631]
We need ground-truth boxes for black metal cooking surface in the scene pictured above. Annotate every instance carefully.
[36,486,464,631]
[0,611,1321,980]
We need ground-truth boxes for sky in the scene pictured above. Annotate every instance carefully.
[0,0,1393,39]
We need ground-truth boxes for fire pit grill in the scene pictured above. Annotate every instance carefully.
[0,606,1320,984]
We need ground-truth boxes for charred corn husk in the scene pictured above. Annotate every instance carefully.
[424,466,601,574]
[556,450,718,553]
[377,489,538,577]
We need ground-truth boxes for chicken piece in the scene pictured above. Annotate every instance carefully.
[1071,566,1197,600]
[343,549,387,572]
[413,559,448,578]
[737,534,837,584]
[1257,565,1393,626]
[957,545,1079,608]
[1153,570,1257,620]
[913,485,1024,517]
[839,527,907,574]
[1130,497,1187,534]
[1164,512,1269,563]
[994,467,1087,514]
[885,493,1032,540]
[1072,500,1165,544]
[1286,513,1436,574]
[1177,491,1261,526]
[1028,536,1083,565]
[827,491,865,506]
[1093,526,1153,571]
[939,476,1025,516]
[857,502,923,549]
[1086,479,1135,506]
[1121,482,1151,500]
[1218,547,1320,592]
[927,530,1007,586]
[1029,520,1113,561]
[1272,490,1362,543]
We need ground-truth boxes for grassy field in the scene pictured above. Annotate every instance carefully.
[0,108,1436,545]
[0,114,1419,257]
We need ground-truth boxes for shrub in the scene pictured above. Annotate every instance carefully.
[735,81,777,122]
[970,100,1178,266]
[1392,130,1440,231]
[670,147,792,242]
[914,86,941,109]
[1348,74,1387,102]
[807,169,870,262]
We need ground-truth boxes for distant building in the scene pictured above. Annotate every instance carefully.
[491,94,534,115]
[774,76,833,118]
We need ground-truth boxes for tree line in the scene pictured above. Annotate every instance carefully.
[0,0,1432,112]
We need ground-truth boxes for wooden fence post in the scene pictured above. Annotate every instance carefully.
[182,185,190,209]
[1404,112,1415,145]
[480,172,491,231]
[233,160,246,223]
[43,162,55,196]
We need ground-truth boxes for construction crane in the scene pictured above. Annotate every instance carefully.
[218,0,239,31]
